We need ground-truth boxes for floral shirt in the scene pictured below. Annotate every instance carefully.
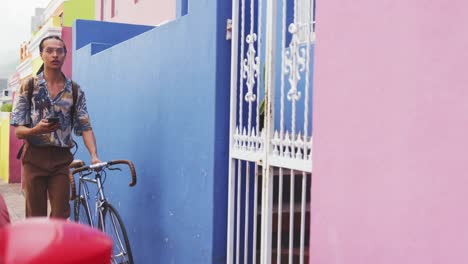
[11,72,92,147]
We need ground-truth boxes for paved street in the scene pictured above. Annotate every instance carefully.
[0,181,25,222]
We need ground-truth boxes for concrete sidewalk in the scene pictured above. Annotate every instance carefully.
[0,180,25,222]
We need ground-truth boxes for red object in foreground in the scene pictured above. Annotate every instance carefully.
[0,194,10,228]
[0,218,112,264]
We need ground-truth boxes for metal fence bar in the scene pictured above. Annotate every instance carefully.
[256,0,263,141]
[246,0,255,135]
[260,167,274,264]
[280,0,287,157]
[236,161,242,264]
[261,0,278,262]
[227,160,237,264]
[227,0,240,260]
[277,168,284,264]
[238,0,246,129]
[288,170,295,264]
[252,164,259,264]
[299,172,307,264]
[303,0,312,160]
[291,0,299,141]
[244,162,251,264]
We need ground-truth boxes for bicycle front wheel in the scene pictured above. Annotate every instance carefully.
[99,203,134,264]
[74,196,91,226]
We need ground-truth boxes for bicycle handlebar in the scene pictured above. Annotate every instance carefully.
[69,160,85,201]
[72,159,137,187]
[109,160,137,187]
[70,160,85,169]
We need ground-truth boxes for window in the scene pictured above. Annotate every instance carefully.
[111,0,115,18]
[100,0,104,20]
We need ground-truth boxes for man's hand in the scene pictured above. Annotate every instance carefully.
[91,155,102,165]
[33,119,60,134]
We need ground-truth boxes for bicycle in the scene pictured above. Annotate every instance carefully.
[70,159,137,264]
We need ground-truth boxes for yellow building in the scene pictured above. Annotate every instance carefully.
[16,0,95,83]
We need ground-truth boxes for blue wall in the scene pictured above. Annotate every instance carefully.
[73,20,154,52]
[72,1,231,263]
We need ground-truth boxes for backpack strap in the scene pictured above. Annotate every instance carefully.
[17,77,35,160]
[27,77,34,128]
[70,81,78,129]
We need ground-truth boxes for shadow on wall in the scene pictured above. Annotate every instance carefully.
[177,0,189,17]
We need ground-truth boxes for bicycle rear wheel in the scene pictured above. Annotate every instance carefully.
[74,196,91,226]
[99,203,134,264]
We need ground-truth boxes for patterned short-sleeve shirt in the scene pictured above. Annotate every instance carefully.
[11,72,92,147]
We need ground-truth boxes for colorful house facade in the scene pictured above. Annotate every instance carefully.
[0,113,10,183]
[30,0,95,78]
[16,0,95,83]
[2,1,180,184]
[4,73,21,184]
[95,0,176,25]
[1,0,95,184]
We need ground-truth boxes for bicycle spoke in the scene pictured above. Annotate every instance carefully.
[74,197,91,226]
[102,205,133,264]
[110,213,128,256]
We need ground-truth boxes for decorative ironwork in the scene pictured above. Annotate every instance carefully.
[284,23,306,103]
[233,125,263,154]
[243,33,260,103]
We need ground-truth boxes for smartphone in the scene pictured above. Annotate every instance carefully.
[47,117,59,124]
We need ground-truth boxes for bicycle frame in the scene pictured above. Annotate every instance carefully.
[76,171,107,229]
[72,159,136,264]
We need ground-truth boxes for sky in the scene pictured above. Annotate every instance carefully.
[0,0,51,79]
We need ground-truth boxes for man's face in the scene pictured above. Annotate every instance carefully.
[41,39,66,70]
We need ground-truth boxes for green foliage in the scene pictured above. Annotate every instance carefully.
[1,103,12,112]
[259,99,265,116]
[259,99,265,131]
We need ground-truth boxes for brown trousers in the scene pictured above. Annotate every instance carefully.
[22,143,73,218]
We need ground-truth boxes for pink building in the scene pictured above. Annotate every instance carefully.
[311,0,468,262]
[96,0,176,25]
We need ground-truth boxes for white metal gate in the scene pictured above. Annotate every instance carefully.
[227,0,315,263]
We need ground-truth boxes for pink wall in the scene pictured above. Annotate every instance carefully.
[95,0,176,26]
[311,0,468,263]
[8,125,21,183]
[62,27,73,79]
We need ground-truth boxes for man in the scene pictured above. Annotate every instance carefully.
[11,35,101,218]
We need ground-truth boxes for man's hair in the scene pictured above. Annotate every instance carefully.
[37,35,67,75]
[39,35,67,54]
